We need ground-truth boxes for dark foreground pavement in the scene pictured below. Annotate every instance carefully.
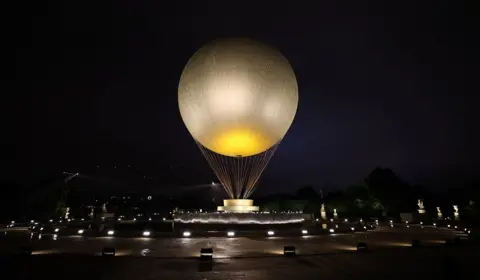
[1,246,478,280]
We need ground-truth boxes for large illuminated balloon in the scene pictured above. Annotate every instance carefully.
[178,38,298,157]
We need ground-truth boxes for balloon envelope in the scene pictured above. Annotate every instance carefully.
[179,38,298,157]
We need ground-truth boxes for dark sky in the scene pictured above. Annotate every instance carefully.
[11,1,478,194]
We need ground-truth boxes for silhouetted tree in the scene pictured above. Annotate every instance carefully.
[364,167,414,216]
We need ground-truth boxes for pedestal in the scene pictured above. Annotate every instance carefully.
[217,199,259,213]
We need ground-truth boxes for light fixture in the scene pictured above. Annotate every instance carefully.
[447,224,451,228]
[267,230,275,236]
[363,226,367,229]
[351,227,355,231]
[53,234,58,240]
[227,231,235,237]
[301,229,308,235]
[107,230,115,236]
[344,219,348,222]
[183,231,191,237]
[143,231,151,237]
[200,248,213,260]
[149,218,152,221]
[329,228,335,233]
[411,239,421,248]
[78,229,84,234]
[54,228,59,233]
[433,223,436,226]
[454,226,457,229]
[102,247,115,256]
[284,246,296,256]
[357,242,368,252]
[389,220,393,223]
[40,227,44,231]
[420,222,423,225]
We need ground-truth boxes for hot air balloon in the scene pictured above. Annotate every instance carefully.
[178,38,298,212]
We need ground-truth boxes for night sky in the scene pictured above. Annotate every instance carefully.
[11,1,477,194]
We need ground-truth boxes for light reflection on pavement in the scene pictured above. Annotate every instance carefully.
[0,225,467,258]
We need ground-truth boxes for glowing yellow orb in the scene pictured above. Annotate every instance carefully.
[178,38,298,157]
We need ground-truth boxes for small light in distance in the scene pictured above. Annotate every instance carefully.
[363,226,367,229]
[78,229,84,234]
[301,229,308,235]
[53,234,58,240]
[447,224,451,228]
[344,218,348,222]
[40,227,44,231]
[351,227,355,231]
[360,219,363,222]
[133,218,136,221]
[54,228,59,232]
[49,219,53,223]
[454,226,457,229]
[30,220,34,223]
[143,231,151,237]
[107,230,115,236]
[227,231,235,237]
[183,231,191,237]
[148,218,152,221]
[420,222,423,225]
[329,228,335,233]
[389,220,393,223]
[315,218,319,222]
[433,223,436,226]
[267,230,275,236]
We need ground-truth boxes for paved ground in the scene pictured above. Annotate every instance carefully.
[0,225,467,257]
[1,247,478,280]
[0,225,476,280]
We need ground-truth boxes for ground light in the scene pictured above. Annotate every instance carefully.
[267,230,275,236]
[227,231,235,237]
[411,240,421,248]
[301,229,308,235]
[107,230,115,236]
[143,231,151,237]
[183,231,191,237]
[77,229,84,235]
[200,248,213,260]
[20,246,32,255]
[357,242,368,252]
[284,246,296,256]
[102,247,115,256]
